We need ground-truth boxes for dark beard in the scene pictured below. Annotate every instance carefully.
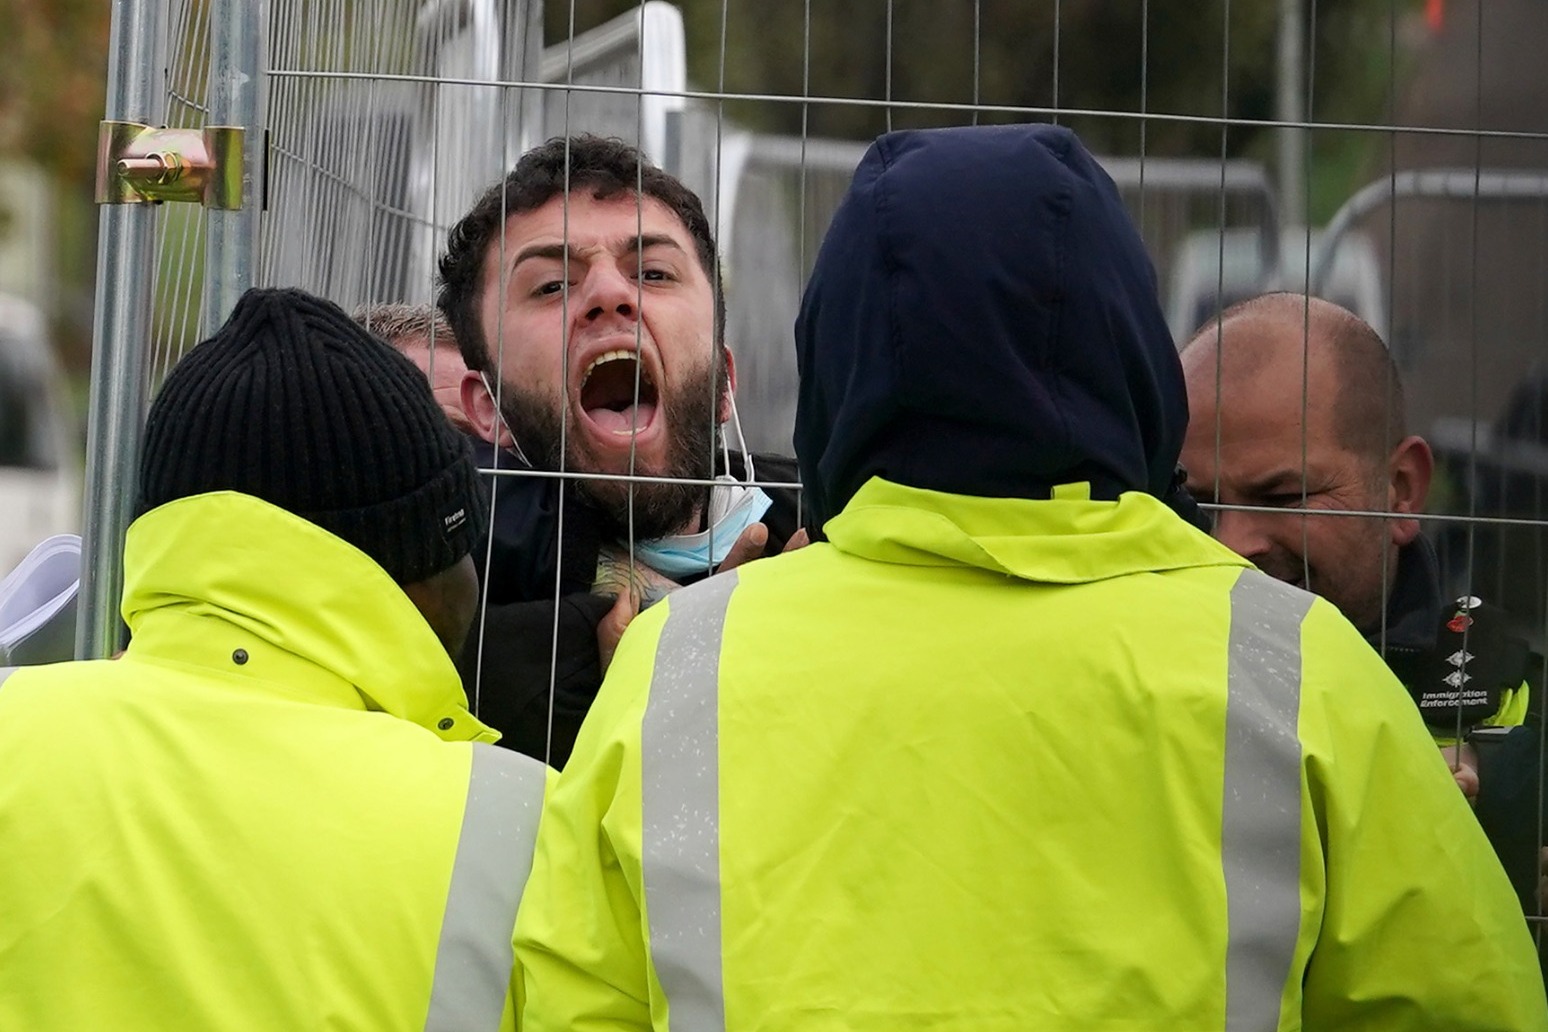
[496,359,724,542]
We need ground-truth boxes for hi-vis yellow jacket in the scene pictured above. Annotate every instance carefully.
[516,478,1548,1032]
[0,492,548,1032]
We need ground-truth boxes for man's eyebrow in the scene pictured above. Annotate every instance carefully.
[619,233,685,256]
[511,242,567,270]
[1240,468,1313,494]
[509,234,685,272]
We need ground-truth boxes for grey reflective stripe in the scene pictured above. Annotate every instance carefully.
[0,667,16,690]
[423,743,547,1032]
[641,570,739,1032]
[1223,570,1315,1032]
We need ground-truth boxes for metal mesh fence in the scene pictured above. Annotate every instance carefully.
[91,0,1548,951]
[151,0,213,376]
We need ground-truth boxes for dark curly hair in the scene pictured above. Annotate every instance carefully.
[436,135,725,374]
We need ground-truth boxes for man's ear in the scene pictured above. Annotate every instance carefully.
[460,369,513,448]
[1387,434,1434,547]
[718,345,737,425]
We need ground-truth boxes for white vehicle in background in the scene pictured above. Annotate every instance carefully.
[0,294,79,573]
[1165,226,1388,345]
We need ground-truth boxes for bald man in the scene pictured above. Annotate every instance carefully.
[1182,292,1544,921]
[1181,293,1432,632]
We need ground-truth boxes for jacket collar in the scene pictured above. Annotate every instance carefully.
[824,477,1249,584]
[1366,536,1443,653]
[121,491,497,743]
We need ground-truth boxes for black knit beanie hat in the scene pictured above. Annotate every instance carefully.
[137,286,488,585]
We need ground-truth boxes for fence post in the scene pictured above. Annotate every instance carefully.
[1276,0,1307,229]
[202,0,268,337]
[77,0,169,659]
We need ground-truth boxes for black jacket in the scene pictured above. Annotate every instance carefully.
[1474,724,1548,927]
[1362,536,1445,660]
[1369,536,1543,916]
[457,439,801,767]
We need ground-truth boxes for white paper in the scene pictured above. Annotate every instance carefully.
[0,533,80,666]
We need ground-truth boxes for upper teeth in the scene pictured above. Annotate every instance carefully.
[582,349,638,383]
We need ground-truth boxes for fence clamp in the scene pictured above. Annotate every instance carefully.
[95,121,245,209]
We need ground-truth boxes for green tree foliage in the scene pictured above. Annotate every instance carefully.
[549,0,1406,164]
[0,0,112,189]
[0,0,113,368]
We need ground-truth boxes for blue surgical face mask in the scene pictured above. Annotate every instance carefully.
[633,478,772,579]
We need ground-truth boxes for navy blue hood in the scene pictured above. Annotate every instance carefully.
[794,123,1190,530]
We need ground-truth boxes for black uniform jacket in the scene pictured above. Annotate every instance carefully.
[1370,536,1544,919]
[457,438,801,767]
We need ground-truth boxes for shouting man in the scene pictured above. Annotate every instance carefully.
[437,135,802,766]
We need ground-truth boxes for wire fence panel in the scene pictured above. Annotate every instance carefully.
[267,0,463,313]
[151,0,213,382]
[1339,177,1548,649]
[540,1,683,165]
[86,0,1548,959]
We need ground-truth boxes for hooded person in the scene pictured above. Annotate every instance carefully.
[512,125,1545,1030]
[0,288,548,1031]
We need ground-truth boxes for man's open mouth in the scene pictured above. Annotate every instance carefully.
[578,349,659,435]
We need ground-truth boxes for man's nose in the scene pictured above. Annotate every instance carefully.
[580,264,639,324]
[1211,507,1275,561]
